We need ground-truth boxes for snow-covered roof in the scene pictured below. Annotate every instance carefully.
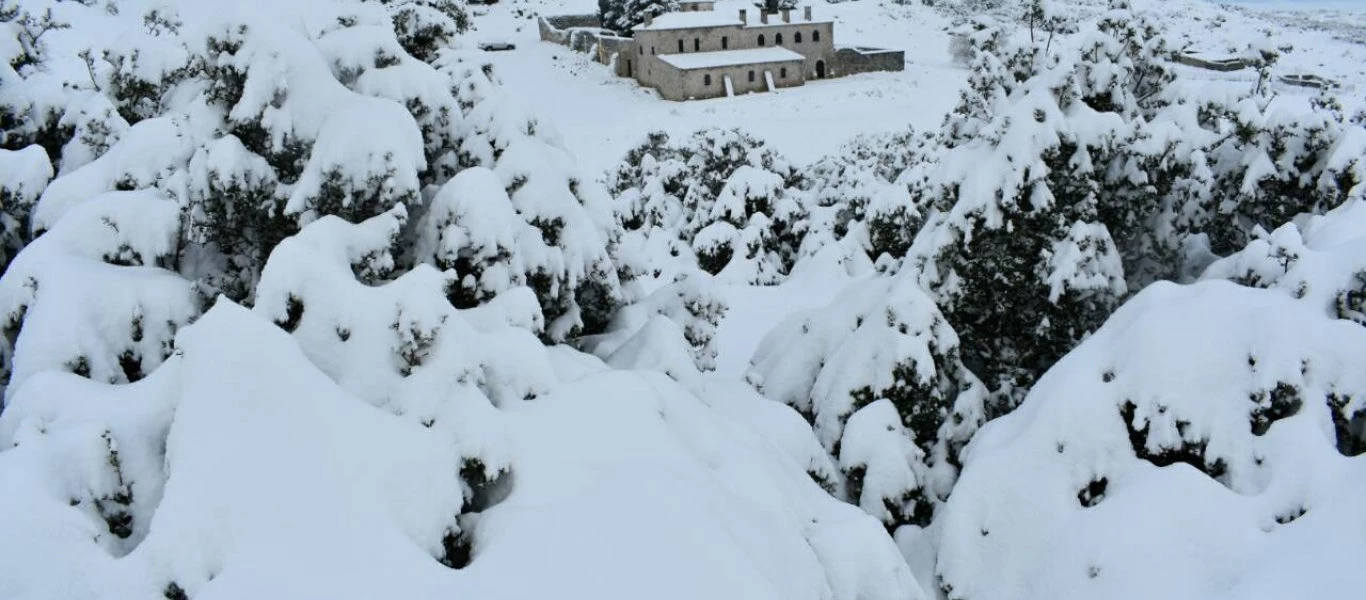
[634,12,744,31]
[658,47,805,70]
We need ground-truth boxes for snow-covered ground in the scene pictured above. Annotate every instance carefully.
[470,0,965,173]
[468,0,1366,176]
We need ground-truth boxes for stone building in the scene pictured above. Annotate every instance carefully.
[539,3,905,101]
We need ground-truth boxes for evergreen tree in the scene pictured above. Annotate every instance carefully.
[611,128,806,283]
[601,0,679,35]
[750,270,987,529]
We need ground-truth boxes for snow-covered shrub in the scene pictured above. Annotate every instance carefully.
[418,54,626,340]
[937,280,1366,600]
[749,269,987,529]
[1198,93,1366,256]
[0,145,52,273]
[1204,195,1366,368]
[0,2,77,168]
[100,5,191,125]
[907,1,1217,399]
[383,0,469,63]
[581,271,727,375]
[803,128,938,262]
[612,128,805,284]
[182,135,292,301]
[0,218,923,600]
[0,190,198,402]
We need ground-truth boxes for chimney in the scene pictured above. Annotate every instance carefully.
[760,11,768,24]
[804,6,812,20]
[645,13,654,26]
[782,8,791,22]
[739,8,747,24]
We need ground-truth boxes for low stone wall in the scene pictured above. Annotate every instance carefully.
[1174,53,1251,72]
[595,35,636,75]
[539,14,634,75]
[830,47,904,77]
[541,14,602,32]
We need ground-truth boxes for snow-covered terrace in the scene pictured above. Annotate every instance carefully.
[658,46,805,70]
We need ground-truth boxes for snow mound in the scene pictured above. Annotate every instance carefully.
[0,200,921,600]
[938,280,1366,600]
[748,268,986,528]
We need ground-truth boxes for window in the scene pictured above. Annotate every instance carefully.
[722,36,728,49]
[639,46,643,55]
[704,74,712,86]
[812,30,820,42]
[678,39,684,52]
[748,70,755,82]
[795,32,802,43]
[651,47,655,55]
[780,67,787,78]
[758,34,765,46]
[776,33,783,45]
[694,38,700,51]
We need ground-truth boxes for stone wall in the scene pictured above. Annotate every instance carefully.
[539,14,636,76]
[1173,53,1250,72]
[596,35,637,76]
[669,59,806,100]
[830,47,904,78]
[635,20,833,80]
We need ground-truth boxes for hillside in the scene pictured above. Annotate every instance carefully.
[1,0,1363,599]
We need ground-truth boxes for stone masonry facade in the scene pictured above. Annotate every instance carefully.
[539,3,904,101]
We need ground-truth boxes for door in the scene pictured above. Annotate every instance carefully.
[815,60,826,79]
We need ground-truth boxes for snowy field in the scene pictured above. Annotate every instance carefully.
[467,0,1366,176]
[470,0,966,174]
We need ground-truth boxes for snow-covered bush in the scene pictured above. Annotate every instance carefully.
[0,214,924,600]
[1197,93,1366,256]
[749,269,987,529]
[612,128,806,284]
[383,0,469,63]
[905,0,1267,399]
[0,145,52,273]
[0,190,198,402]
[804,128,938,262]
[1203,194,1366,348]
[937,280,1366,600]
[581,271,727,375]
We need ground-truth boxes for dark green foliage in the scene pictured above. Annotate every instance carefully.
[1328,392,1366,457]
[275,295,305,332]
[1119,400,1229,481]
[1249,382,1302,436]
[1077,476,1108,507]
[600,0,678,34]
[163,582,188,600]
[843,464,935,531]
[1334,271,1366,326]
[384,0,470,63]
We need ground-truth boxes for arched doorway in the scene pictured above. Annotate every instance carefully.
[815,60,826,79]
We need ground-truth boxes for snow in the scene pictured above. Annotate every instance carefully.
[478,0,964,173]
[659,46,806,70]
[937,279,1366,600]
[0,292,923,600]
[5,0,1366,597]
[634,11,743,31]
